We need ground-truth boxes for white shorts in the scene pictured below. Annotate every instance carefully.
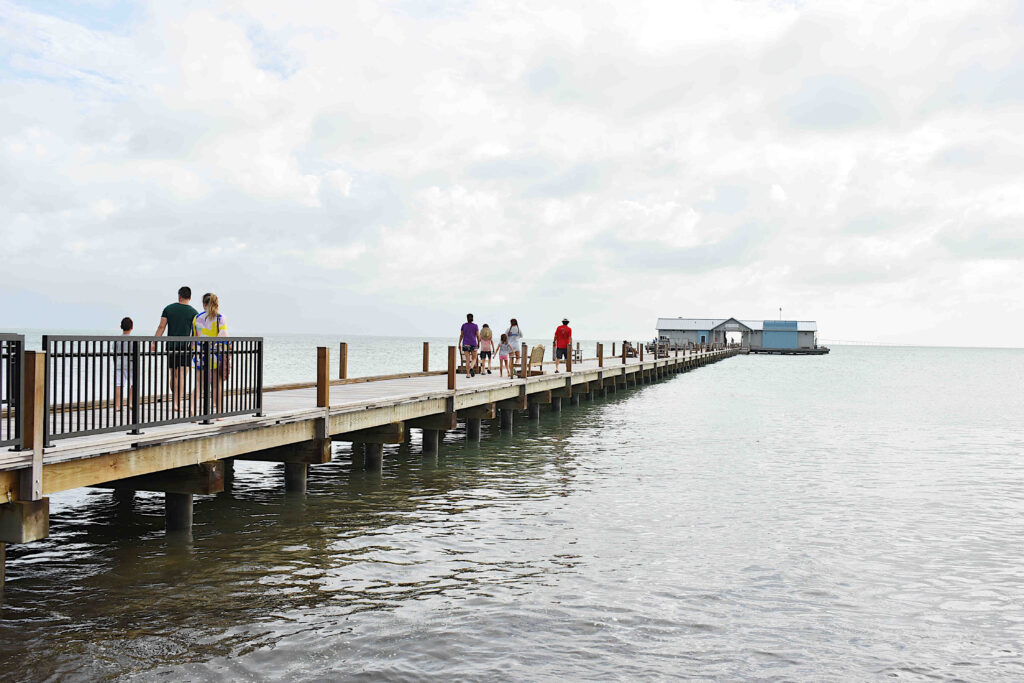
[115,364,132,387]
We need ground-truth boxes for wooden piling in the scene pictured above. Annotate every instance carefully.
[520,343,528,378]
[423,342,429,372]
[317,346,330,408]
[598,343,604,367]
[447,346,457,391]
[338,342,348,380]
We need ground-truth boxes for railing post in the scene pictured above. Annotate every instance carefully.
[640,343,644,362]
[255,339,264,416]
[566,342,573,372]
[612,342,616,357]
[130,340,142,435]
[520,343,528,378]
[315,344,331,409]
[20,351,45,500]
[338,342,348,380]
[598,343,603,367]
[423,342,429,372]
[621,341,626,365]
[447,346,456,391]
[317,346,330,408]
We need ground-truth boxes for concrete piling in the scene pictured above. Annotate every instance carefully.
[422,429,439,454]
[284,462,308,493]
[165,493,193,532]
[365,443,384,470]
[467,418,482,442]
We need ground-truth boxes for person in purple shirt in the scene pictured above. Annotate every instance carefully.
[459,313,480,378]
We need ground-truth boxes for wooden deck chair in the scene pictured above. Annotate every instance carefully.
[524,344,545,376]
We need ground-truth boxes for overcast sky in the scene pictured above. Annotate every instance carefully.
[1,0,1022,345]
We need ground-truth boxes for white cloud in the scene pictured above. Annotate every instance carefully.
[1,0,1023,345]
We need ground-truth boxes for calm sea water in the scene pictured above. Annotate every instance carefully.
[2,344,1023,680]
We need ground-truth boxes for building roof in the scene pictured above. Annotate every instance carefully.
[657,317,817,332]
[656,318,726,331]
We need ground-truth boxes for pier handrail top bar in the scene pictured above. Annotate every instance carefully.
[42,334,263,342]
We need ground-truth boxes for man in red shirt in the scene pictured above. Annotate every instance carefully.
[554,318,572,373]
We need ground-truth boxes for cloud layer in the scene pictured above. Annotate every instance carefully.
[2,0,1023,345]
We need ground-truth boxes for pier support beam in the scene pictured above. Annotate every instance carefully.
[165,493,193,532]
[570,393,580,406]
[499,409,514,430]
[551,396,562,412]
[0,499,49,545]
[467,418,482,442]
[335,422,405,446]
[92,461,225,496]
[528,403,541,420]
[238,438,333,466]
[284,462,308,493]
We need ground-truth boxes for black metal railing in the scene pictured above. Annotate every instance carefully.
[1,333,25,450]
[43,335,263,442]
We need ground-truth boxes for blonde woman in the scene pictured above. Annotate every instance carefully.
[192,292,230,415]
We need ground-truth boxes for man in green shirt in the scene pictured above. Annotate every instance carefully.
[153,286,199,413]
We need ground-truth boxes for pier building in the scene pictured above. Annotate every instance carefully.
[656,317,822,353]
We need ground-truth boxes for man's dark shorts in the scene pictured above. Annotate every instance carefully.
[167,352,191,370]
[462,345,478,354]
[556,347,568,359]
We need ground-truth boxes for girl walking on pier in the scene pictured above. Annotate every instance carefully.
[506,318,522,364]
[497,333,513,377]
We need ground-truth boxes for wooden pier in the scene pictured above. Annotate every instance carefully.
[0,342,737,583]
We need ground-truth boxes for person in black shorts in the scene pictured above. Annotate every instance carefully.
[459,313,480,378]
[153,286,199,412]
[554,318,572,372]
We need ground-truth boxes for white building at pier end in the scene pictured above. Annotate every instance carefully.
[656,317,819,352]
